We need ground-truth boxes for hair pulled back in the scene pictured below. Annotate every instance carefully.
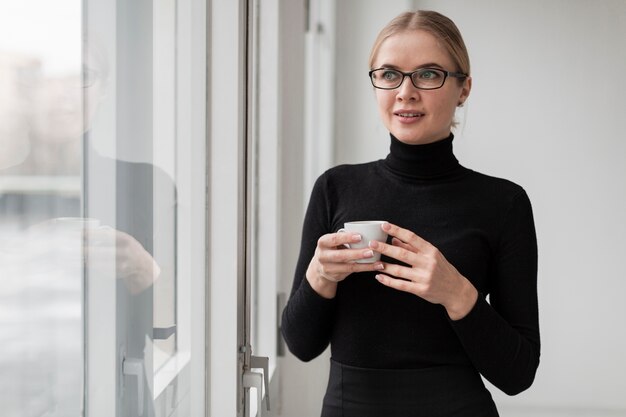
[369,10,470,77]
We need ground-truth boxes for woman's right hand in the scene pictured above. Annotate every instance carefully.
[306,232,385,299]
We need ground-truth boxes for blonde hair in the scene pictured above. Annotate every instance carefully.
[369,10,470,78]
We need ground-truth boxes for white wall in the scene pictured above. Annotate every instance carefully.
[277,2,413,416]
[276,0,327,415]
[332,1,626,416]
[333,0,413,164]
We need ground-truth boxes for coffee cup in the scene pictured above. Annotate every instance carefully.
[53,217,101,240]
[338,220,388,263]
[53,217,101,231]
[50,217,102,264]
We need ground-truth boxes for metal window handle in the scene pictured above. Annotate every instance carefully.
[123,357,144,416]
[276,293,286,357]
[153,325,177,340]
[250,355,270,410]
[243,355,270,414]
[243,371,263,415]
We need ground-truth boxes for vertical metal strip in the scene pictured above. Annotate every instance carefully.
[237,0,251,414]
[204,0,213,415]
[80,2,88,415]
[242,0,262,414]
[244,0,261,364]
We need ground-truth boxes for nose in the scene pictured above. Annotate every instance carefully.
[396,75,420,101]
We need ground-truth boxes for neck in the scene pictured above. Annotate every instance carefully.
[383,133,462,179]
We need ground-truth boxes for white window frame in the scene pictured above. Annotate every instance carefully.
[208,0,248,415]
[151,0,208,401]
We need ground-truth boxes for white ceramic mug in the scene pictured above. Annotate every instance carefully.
[53,217,100,236]
[53,217,101,231]
[338,220,388,263]
[50,217,102,263]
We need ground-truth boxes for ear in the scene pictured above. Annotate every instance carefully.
[458,76,472,105]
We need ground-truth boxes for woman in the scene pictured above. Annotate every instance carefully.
[281,10,540,417]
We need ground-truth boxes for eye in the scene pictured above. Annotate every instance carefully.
[381,70,400,81]
[416,69,442,80]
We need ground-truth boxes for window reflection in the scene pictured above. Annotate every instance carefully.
[1,0,204,414]
[0,3,83,416]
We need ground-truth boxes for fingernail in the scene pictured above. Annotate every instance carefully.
[374,263,384,270]
[363,250,374,258]
[375,274,384,282]
[351,234,362,242]
[382,222,390,231]
[369,240,379,249]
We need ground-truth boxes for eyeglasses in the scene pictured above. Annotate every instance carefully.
[368,67,467,90]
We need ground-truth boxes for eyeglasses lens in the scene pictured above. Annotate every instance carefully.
[370,69,445,90]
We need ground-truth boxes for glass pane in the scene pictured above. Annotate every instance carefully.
[82,0,207,414]
[0,0,207,415]
[0,1,83,416]
[151,0,178,374]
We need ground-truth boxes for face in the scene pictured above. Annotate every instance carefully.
[372,30,471,145]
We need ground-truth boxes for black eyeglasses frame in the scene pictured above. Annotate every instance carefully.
[368,67,468,90]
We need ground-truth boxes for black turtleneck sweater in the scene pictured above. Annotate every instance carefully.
[281,134,540,396]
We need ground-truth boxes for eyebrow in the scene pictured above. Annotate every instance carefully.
[377,62,445,70]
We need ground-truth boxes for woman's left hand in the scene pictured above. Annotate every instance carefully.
[371,222,478,320]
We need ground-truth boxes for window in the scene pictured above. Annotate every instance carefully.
[0,2,83,415]
[0,0,208,416]
[83,0,208,415]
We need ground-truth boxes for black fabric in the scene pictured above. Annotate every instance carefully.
[322,359,499,417]
[281,133,540,411]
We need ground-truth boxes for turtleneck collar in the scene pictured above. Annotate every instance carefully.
[383,133,463,180]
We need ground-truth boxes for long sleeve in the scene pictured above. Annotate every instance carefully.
[281,174,337,361]
[451,190,540,395]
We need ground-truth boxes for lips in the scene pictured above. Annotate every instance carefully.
[394,110,425,123]
[394,110,425,118]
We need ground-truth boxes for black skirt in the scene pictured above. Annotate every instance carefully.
[321,359,499,417]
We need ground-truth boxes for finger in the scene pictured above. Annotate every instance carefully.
[375,273,418,294]
[369,239,418,266]
[114,230,137,247]
[379,262,424,282]
[391,237,418,253]
[85,227,116,241]
[382,222,430,252]
[84,246,117,258]
[318,247,377,263]
[352,262,386,273]
[318,232,362,248]
[324,261,385,274]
